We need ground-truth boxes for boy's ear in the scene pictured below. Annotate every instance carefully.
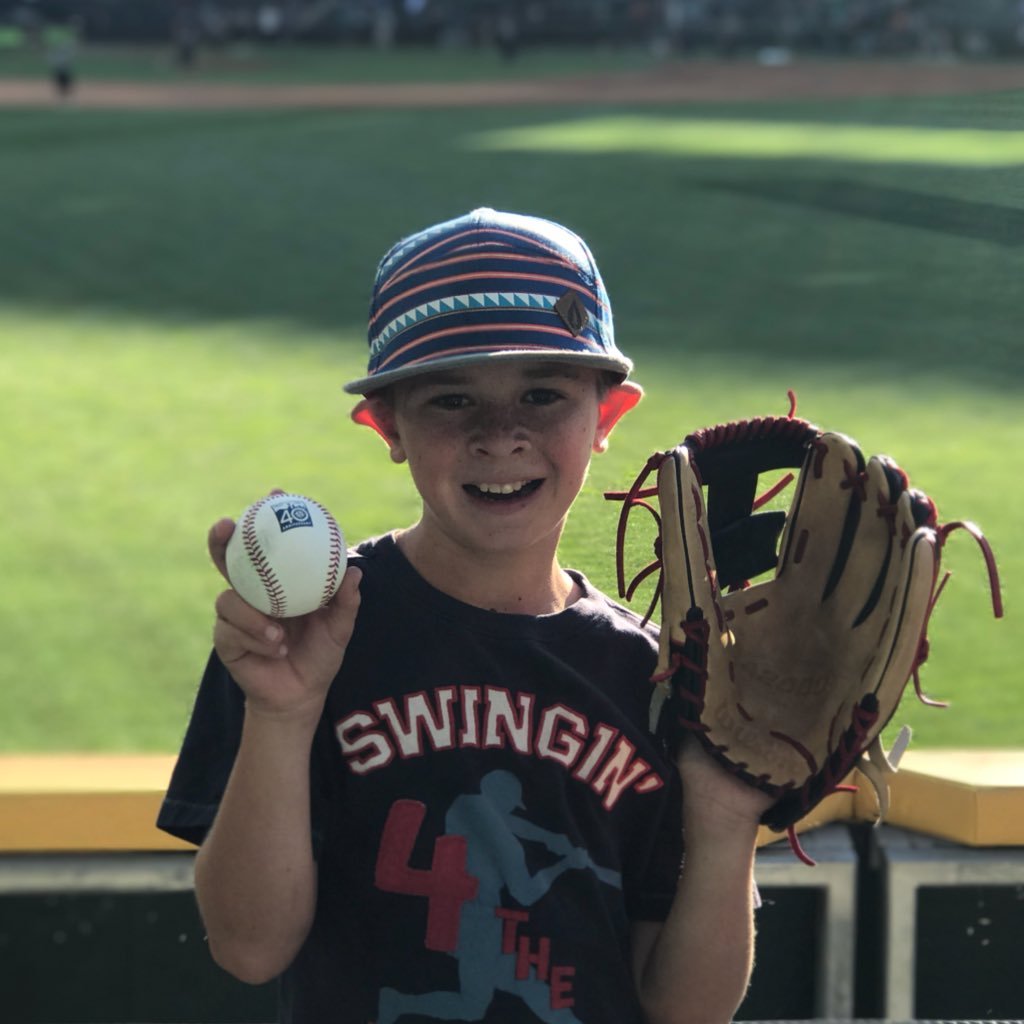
[593,381,643,453]
[351,397,407,463]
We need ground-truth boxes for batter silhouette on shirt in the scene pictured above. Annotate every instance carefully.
[375,769,622,1023]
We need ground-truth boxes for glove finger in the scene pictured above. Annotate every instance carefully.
[654,446,730,734]
[825,454,906,627]
[863,500,939,713]
[776,432,866,604]
[658,445,725,637]
[814,494,937,772]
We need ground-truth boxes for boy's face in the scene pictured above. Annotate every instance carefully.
[362,360,639,559]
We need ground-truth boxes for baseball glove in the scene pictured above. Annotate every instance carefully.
[608,409,1002,860]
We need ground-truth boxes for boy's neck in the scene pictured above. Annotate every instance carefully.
[394,526,581,617]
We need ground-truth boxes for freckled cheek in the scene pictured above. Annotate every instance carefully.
[550,429,598,479]
[558,416,600,451]
[405,444,457,482]
[398,415,466,458]
[402,434,472,495]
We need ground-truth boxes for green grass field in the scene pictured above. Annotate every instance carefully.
[0,48,1019,752]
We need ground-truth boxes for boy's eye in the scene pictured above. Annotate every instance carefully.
[523,388,563,406]
[428,393,471,410]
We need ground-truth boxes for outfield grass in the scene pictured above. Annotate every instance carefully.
[0,73,1019,752]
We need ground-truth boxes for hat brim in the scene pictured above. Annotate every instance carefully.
[343,347,633,395]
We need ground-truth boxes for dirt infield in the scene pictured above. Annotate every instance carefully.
[3,59,1024,109]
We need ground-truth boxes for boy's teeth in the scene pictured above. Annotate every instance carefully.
[478,481,528,495]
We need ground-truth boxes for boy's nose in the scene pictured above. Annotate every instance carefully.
[470,408,530,456]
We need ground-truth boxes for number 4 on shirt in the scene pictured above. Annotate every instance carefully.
[374,799,480,952]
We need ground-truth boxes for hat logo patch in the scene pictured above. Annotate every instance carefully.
[555,290,589,337]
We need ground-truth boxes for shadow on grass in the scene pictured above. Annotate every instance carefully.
[696,175,1024,247]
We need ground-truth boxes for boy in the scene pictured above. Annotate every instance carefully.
[158,208,772,1024]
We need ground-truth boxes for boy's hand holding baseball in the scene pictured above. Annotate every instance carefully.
[208,514,362,721]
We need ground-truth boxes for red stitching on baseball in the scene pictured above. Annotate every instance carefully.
[312,499,344,609]
[241,500,287,618]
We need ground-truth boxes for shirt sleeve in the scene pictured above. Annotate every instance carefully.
[155,650,246,847]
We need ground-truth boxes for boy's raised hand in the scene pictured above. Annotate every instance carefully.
[208,514,362,720]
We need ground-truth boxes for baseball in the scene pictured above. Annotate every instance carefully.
[225,493,346,618]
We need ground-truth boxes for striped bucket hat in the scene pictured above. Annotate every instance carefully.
[343,207,632,394]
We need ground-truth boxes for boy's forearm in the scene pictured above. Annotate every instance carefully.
[194,705,321,984]
[637,821,761,1024]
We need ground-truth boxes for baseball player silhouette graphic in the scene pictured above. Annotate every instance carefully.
[375,769,622,1024]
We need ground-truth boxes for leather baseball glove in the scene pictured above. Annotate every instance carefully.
[608,409,1002,860]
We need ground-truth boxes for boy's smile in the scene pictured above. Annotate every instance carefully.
[466,479,543,501]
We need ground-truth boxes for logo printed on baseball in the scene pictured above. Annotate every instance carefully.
[272,501,314,533]
[225,493,346,618]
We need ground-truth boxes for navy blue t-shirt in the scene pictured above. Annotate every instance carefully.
[158,534,682,1024]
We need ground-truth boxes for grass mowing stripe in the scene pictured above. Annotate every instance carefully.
[472,115,1024,166]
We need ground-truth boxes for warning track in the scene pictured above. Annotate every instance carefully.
[2,59,1024,109]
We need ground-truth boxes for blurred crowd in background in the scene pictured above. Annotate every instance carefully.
[3,0,1024,61]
